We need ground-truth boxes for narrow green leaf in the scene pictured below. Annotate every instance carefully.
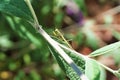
[114,71,120,79]
[85,59,106,80]
[113,31,120,40]
[49,45,85,80]
[99,66,106,80]
[5,16,45,47]
[89,41,120,57]
[113,50,120,65]
[0,0,33,21]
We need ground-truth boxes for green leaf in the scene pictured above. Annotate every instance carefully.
[85,59,106,80]
[49,45,85,80]
[0,0,33,21]
[89,41,120,57]
[5,16,44,47]
[112,50,120,65]
[99,66,106,80]
[114,71,120,79]
[5,15,50,62]
[30,48,50,63]
[113,31,120,40]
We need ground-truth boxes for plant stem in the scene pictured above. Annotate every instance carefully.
[24,0,39,26]
[95,60,115,73]
[56,40,118,75]
[56,40,88,60]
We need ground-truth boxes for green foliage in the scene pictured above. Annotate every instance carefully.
[112,49,120,65]
[74,31,85,46]
[0,0,120,80]
[113,31,120,40]
[0,0,33,21]
[85,59,106,80]
[54,12,64,27]
[49,46,85,80]
[14,70,26,80]
[5,16,47,47]
[74,0,87,15]
[30,70,41,80]
[0,0,51,79]
[89,41,120,57]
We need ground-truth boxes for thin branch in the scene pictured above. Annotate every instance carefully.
[97,61,115,73]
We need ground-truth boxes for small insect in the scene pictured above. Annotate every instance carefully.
[53,29,72,48]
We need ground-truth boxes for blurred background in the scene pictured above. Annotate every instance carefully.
[0,0,120,80]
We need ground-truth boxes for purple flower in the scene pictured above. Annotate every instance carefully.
[65,1,84,25]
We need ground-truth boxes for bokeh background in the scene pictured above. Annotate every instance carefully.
[0,0,120,80]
